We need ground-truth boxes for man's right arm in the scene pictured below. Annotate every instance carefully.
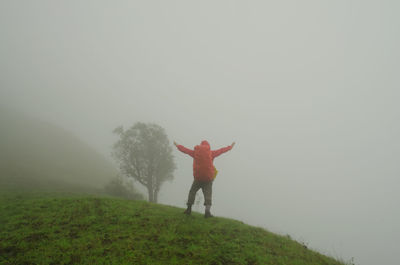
[211,142,235,158]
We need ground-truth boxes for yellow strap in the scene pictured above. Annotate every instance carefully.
[212,166,218,179]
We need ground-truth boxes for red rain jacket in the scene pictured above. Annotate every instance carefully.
[176,140,232,181]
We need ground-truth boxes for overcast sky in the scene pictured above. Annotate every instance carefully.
[1,1,399,264]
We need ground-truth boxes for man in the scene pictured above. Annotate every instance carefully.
[174,140,235,218]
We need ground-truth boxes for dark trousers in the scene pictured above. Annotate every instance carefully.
[187,179,213,206]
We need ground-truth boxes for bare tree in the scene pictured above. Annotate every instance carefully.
[112,122,176,203]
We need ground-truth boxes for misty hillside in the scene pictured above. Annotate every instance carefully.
[0,109,117,192]
[0,192,345,265]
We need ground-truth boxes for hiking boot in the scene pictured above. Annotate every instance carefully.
[204,210,213,218]
[184,206,192,215]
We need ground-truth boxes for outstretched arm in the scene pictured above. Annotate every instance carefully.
[212,142,235,158]
[174,141,195,157]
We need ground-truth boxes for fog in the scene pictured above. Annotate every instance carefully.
[1,1,399,264]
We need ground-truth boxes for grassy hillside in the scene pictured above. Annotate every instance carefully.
[0,192,345,265]
[0,109,117,192]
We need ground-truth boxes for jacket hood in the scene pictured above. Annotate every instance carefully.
[200,140,210,148]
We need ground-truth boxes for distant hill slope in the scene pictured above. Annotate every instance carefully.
[0,108,117,192]
[0,192,345,265]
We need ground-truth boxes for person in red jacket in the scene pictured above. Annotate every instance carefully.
[174,140,235,218]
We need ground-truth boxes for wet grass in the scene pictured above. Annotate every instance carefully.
[0,192,345,265]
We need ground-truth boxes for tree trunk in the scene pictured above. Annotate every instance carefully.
[153,189,158,203]
[147,186,155,203]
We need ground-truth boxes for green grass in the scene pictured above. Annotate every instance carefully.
[0,108,118,191]
[0,192,345,265]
